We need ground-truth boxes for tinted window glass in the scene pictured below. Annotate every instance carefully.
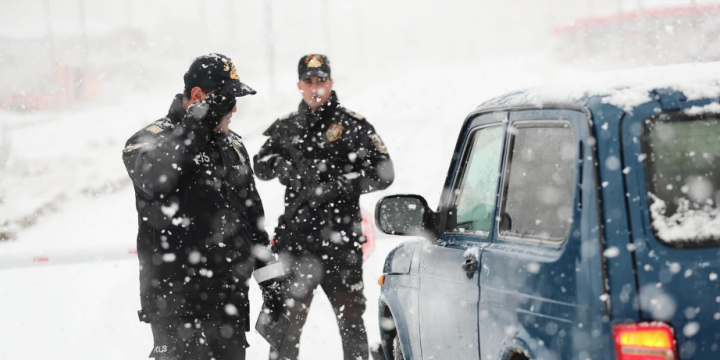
[450,126,504,234]
[499,122,575,241]
[643,114,720,245]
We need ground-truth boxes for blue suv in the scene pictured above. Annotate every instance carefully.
[374,74,720,360]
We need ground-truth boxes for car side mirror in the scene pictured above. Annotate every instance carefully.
[375,195,435,238]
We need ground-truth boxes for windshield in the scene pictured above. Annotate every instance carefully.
[643,113,720,246]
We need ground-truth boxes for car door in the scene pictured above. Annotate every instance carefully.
[479,109,607,359]
[418,112,506,360]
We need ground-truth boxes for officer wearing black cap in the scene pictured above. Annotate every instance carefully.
[254,54,394,360]
[122,53,285,360]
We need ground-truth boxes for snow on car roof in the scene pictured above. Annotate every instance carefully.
[478,61,720,112]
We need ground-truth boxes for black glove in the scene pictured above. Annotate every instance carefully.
[273,157,299,187]
[260,280,285,322]
[307,179,350,209]
[186,88,237,131]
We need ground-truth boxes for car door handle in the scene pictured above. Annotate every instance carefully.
[461,256,478,273]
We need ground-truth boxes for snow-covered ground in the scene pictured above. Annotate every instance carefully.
[0,57,572,359]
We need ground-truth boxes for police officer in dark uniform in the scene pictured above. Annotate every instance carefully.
[122,53,285,360]
[253,54,394,360]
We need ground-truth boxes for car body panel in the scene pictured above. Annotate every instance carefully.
[418,237,486,359]
[621,95,720,359]
[378,79,720,359]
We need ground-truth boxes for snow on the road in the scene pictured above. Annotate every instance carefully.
[0,192,391,360]
[0,180,404,359]
[0,59,568,359]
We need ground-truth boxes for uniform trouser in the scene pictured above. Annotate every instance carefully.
[270,251,368,360]
[149,316,248,360]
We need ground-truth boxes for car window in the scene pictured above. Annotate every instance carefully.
[643,113,720,246]
[499,122,575,242]
[448,125,504,235]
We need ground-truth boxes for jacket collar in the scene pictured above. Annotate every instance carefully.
[166,94,187,123]
[297,90,340,129]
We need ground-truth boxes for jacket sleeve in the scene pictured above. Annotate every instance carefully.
[122,107,216,197]
[253,137,283,181]
[244,146,272,250]
[249,179,275,270]
[344,121,395,196]
[253,120,286,181]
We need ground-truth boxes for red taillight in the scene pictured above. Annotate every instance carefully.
[613,322,678,360]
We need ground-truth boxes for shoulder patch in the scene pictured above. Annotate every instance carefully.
[370,134,388,154]
[280,112,297,121]
[344,109,365,120]
[145,125,165,135]
[263,119,282,136]
[145,118,174,135]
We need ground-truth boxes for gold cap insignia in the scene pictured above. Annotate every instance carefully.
[224,60,240,80]
[305,55,324,68]
[326,123,344,142]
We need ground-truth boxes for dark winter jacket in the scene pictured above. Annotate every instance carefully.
[122,94,270,329]
[253,91,394,257]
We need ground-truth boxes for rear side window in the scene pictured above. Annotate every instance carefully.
[499,122,575,242]
[643,113,720,246]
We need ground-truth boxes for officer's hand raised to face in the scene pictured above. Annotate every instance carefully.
[186,86,237,131]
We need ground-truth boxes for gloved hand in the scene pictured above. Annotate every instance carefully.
[273,157,299,187]
[260,280,285,322]
[307,179,349,209]
[186,87,237,131]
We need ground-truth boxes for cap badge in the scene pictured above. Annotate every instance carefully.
[223,60,240,80]
[306,55,324,68]
[326,123,344,142]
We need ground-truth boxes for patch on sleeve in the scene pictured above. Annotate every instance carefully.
[123,143,148,153]
[145,125,165,134]
[345,109,365,120]
[370,134,388,154]
[148,344,172,358]
[280,112,297,121]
